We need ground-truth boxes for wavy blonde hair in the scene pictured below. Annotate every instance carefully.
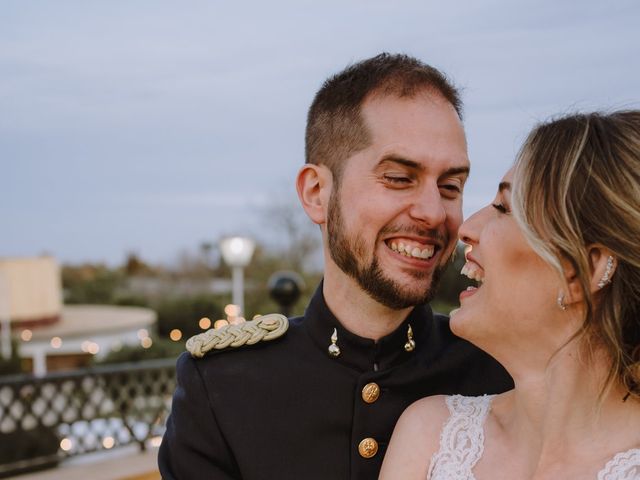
[512,110,640,398]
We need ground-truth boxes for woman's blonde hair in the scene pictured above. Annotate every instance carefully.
[512,110,640,398]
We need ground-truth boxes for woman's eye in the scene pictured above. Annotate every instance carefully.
[492,203,509,214]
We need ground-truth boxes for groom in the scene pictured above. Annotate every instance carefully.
[159,53,512,480]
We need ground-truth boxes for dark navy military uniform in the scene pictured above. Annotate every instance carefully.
[158,285,512,479]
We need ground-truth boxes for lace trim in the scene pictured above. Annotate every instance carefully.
[597,449,640,480]
[427,395,494,480]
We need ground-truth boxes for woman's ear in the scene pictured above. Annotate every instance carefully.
[561,257,583,306]
[296,164,333,225]
[563,245,617,306]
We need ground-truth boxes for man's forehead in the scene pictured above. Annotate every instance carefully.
[360,93,465,142]
[358,92,469,174]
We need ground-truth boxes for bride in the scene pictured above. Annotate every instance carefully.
[379,111,640,479]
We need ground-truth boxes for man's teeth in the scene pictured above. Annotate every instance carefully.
[389,241,435,259]
[461,263,484,282]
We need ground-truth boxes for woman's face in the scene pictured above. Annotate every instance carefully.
[451,169,568,358]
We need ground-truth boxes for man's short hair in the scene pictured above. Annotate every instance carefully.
[305,53,463,182]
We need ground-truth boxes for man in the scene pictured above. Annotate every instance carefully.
[158,53,512,479]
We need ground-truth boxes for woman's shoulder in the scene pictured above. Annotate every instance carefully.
[406,393,498,419]
[402,394,452,426]
[379,395,451,480]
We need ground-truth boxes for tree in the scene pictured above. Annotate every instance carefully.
[431,243,476,314]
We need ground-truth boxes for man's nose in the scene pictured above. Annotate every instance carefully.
[408,184,446,227]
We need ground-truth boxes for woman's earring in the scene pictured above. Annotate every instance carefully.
[328,328,341,357]
[404,325,415,352]
[557,291,567,311]
[597,256,615,289]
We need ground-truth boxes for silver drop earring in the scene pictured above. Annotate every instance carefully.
[597,256,615,289]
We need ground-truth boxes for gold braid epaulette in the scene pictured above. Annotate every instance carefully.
[186,314,289,358]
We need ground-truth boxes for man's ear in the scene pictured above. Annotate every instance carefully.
[296,164,333,225]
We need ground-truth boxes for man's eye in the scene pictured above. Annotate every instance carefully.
[439,184,462,198]
[383,175,412,184]
[439,184,461,193]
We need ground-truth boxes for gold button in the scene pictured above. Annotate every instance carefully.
[361,382,380,404]
[358,438,378,458]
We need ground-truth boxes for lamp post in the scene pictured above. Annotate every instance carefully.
[219,236,255,317]
[267,271,305,317]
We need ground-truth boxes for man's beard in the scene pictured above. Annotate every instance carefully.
[326,187,449,310]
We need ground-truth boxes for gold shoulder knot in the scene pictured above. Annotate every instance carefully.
[186,313,289,358]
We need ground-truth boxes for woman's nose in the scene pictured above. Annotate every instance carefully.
[458,208,484,245]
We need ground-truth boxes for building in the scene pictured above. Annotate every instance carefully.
[0,256,156,376]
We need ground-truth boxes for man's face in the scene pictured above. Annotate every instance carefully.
[326,92,469,309]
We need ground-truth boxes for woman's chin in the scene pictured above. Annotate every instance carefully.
[448,306,476,340]
[448,307,464,335]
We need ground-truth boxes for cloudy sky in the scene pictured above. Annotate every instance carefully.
[2,0,638,265]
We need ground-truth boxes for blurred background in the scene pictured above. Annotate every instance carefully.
[1,0,638,478]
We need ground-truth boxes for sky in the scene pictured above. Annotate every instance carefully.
[2,0,639,266]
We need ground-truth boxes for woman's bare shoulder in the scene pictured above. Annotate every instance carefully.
[404,394,451,422]
[379,395,451,479]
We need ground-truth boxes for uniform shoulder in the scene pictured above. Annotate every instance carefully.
[431,311,453,331]
[185,313,289,358]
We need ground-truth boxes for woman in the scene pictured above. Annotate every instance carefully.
[379,111,640,479]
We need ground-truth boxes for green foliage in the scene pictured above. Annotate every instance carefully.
[431,243,476,315]
[62,264,124,304]
[94,337,183,365]
[112,295,150,308]
[156,294,224,338]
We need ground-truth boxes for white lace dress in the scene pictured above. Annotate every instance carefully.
[427,395,640,480]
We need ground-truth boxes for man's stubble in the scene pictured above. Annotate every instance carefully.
[326,186,449,310]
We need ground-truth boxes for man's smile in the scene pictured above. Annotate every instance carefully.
[385,239,436,259]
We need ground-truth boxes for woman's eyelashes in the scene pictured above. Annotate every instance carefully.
[491,202,510,214]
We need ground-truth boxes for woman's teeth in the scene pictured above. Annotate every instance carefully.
[461,263,484,282]
[389,241,435,259]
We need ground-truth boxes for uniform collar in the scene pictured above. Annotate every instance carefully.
[303,282,432,372]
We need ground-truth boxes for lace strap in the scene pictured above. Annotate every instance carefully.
[427,395,494,480]
[597,448,640,480]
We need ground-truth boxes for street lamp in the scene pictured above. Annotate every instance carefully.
[267,271,305,317]
[219,236,255,317]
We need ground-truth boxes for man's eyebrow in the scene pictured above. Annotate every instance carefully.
[441,166,470,178]
[377,156,470,177]
[499,181,512,192]
[377,155,423,170]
